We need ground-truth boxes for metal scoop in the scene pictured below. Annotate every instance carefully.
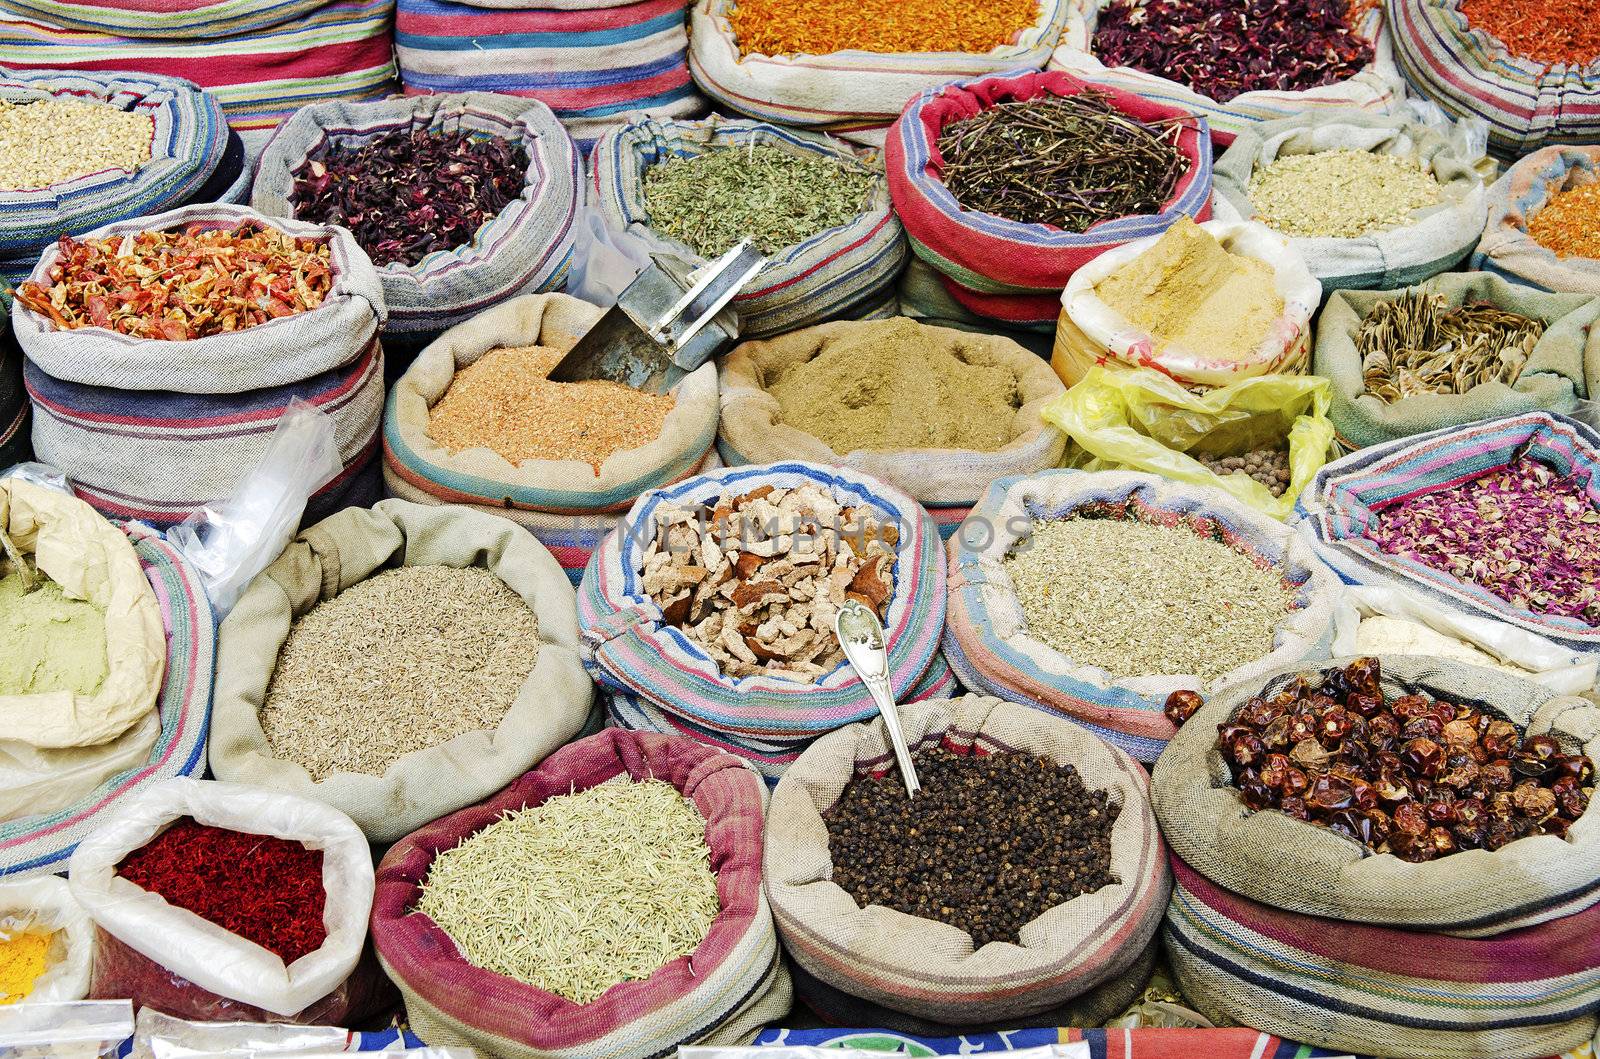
[835,598,921,797]
[547,241,766,393]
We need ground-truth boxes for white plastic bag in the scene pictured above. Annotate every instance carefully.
[0,463,69,496]
[0,877,92,1004]
[66,777,373,1018]
[0,1000,132,1059]
[168,401,341,616]
[1331,584,1597,695]
[131,1010,345,1059]
[564,205,658,308]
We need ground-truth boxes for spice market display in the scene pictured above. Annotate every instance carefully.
[13,3,1600,1058]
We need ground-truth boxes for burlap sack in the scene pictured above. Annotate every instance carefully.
[383,292,719,518]
[765,695,1169,1024]
[1313,272,1599,451]
[0,479,163,753]
[1154,654,1600,933]
[1214,109,1492,292]
[11,204,385,395]
[1475,146,1600,297]
[209,499,594,843]
[717,319,1066,507]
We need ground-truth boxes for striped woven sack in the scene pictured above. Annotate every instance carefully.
[253,94,580,337]
[716,318,1066,537]
[896,256,1058,356]
[588,115,907,338]
[1048,0,1403,148]
[1154,654,1600,932]
[372,728,792,1059]
[1313,273,1597,452]
[685,0,1071,145]
[25,340,385,529]
[0,0,397,157]
[1293,410,1600,654]
[1389,0,1600,159]
[579,461,947,750]
[1164,852,1600,1059]
[0,526,213,879]
[394,0,702,152]
[944,470,1343,763]
[766,695,1170,1024]
[12,204,386,395]
[886,69,1213,327]
[754,1026,1398,1059]
[0,70,227,264]
[1476,147,1600,297]
[1213,109,1492,293]
[604,652,957,782]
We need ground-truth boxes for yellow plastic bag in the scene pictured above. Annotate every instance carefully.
[1039,365,1335,519]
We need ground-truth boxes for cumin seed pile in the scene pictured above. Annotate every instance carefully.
[1003,517,1293,682]
[417,779,719,1004]
[261,565,540,779]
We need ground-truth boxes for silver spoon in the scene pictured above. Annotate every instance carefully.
[835,598,921,797]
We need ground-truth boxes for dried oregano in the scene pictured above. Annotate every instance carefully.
[1248,149,1441,239]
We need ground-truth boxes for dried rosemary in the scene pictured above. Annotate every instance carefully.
[417,779,719,1004]
[937,91,1190,231]
[1356,291,1545,404]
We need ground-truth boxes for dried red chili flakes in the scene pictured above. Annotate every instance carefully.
[1459,0,1600,68]
[116,818,328,964]
[14,224,333,341]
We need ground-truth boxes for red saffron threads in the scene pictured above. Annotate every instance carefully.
[116,819,328,965]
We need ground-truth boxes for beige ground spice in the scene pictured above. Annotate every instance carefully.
[260,565,540,780]
[767,318,1021,453]
[427,344,675,472]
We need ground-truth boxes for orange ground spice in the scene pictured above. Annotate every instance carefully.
[1458,0,1600,68]
[1528,183,1600,260]
[728,0,1038,56]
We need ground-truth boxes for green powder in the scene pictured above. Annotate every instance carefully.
[768,318,1022,453]
[0,567,108,696]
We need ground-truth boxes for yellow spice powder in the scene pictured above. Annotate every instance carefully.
[1093,217,1284,363]
[427,344,676,473]
[0,931,52,1004]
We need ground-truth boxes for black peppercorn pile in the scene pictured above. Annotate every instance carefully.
[824,748,1121,947]
[1215,657,1595,862]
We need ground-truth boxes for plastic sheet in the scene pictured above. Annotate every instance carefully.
[0,1000,132,1059]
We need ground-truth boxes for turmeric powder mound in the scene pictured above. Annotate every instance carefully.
[426,344,675,472]
[729,0,1039,56]
[0,931,52,1005]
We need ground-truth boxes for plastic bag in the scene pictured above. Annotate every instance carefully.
[680,1048,1090,1059]
[0,463,69,496]
[0,877,92,1004]
[564,204,660,308]
[131,1010,346,1059]
[168,400,341,616]
[0,1000,132,1059]
[181,1053,469,1059]
[1039,366,1335,519]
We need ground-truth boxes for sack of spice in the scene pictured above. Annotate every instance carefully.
[1213,108,1493,293]
[581,462,949,777]
[0,0,396,160]
[1312,273,1600,451]
[1049,0,1404,149]
[686,0,1071,145]
[1388,0,1600,159]
[895,256,1057,356]
[67,777,375,1022]
[373,728,790,1058]
[24,339,385,529]
[1054,218,1321,389]
[0,327,27,472]
[11,203,386,395]
[945,470,1344,762]
[1294,410,1600,655]
[766,694,1169,1024]
[1476,146,1600,298]
[589,115,906,338]
[886,69,1213,329]
[1156,655,1600,1058]
[383,292,721,583]
[0,70,228,271]
[0,522,215,879]
[1040,366,1335,520]
[394,0,703,152]
[1331,583,1598,695]
[210,498,593,843]
[252,93,581,338]
[717,318,1067,532]
[0,877,91,1004]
